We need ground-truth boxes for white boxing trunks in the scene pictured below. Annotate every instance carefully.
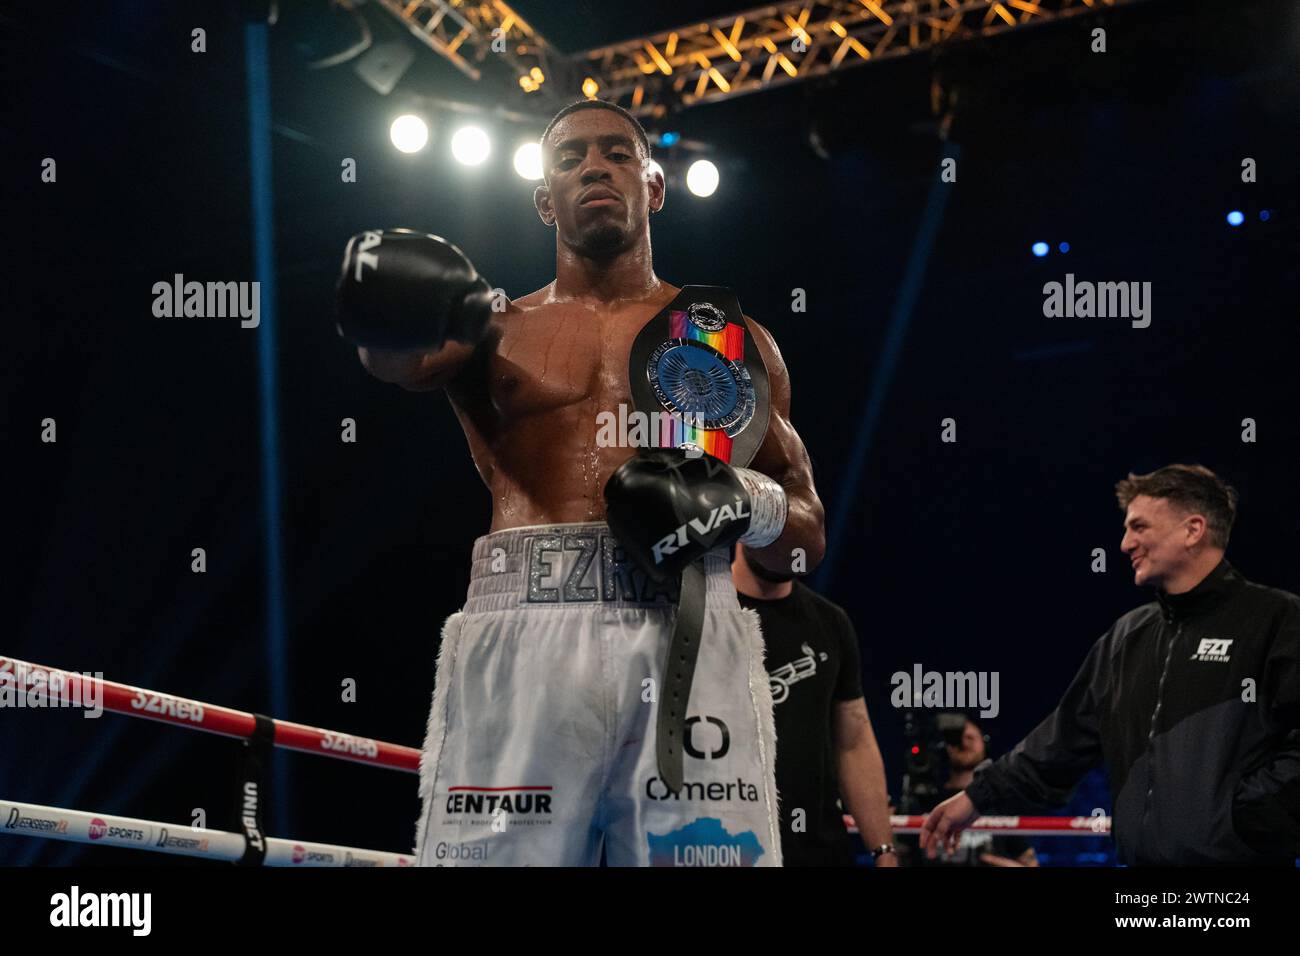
[413,522,781,866]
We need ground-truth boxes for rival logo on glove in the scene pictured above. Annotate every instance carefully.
[351,231,382,282]
[651,499,748,565]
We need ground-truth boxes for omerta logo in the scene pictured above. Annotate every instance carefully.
[1190,638,1232,663]
[645,777,760,802]
[684,715,730,760]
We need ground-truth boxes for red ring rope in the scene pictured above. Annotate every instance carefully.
[0,656,419,773]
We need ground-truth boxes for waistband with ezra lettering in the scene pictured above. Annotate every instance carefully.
[462,522,736,614]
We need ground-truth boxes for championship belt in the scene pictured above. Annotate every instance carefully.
[627,286,770,794]
[628,287,770,467]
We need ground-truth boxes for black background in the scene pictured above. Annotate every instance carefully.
[2,0,1297,865]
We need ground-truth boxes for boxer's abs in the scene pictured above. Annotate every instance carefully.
[459,401,638,532]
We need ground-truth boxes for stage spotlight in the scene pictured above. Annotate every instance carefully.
[1226,210,1244,227]
[1259,210,1271,222]
[513,142,543,180]
[1032,242,1049,257]
[390,114,429,154]
[451,125,491,166]
[1059,241,1070,253]
[659,131,681,147]
[686,159,719,198]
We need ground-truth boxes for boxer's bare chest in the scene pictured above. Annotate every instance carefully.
[446,286,679,497]
[491,299,636,420]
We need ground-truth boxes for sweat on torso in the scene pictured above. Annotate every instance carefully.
[447,287,681,531]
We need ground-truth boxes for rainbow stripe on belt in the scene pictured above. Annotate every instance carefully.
[653,309,748,463]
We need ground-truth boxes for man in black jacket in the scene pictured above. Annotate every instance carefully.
[921,464,1300,865]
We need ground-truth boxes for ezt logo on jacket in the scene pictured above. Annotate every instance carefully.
[1190,638,1233,662]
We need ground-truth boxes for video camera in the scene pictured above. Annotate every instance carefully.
[898,710,984,814]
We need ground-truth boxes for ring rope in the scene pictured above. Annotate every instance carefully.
[0,656,419,773]
[1,799,414,866]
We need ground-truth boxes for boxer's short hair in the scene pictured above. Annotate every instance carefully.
[541,100,652,165]
[1115,464,1238,548]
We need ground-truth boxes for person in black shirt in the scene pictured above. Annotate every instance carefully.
[922,464,1300,865]
[732,544,897,866]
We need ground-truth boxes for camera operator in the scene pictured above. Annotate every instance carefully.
[933,716,1037,866]
[900,714,1038,866]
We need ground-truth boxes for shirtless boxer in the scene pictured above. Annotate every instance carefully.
[337,100,826,866]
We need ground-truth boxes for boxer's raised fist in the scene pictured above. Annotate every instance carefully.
[336,229,495,350]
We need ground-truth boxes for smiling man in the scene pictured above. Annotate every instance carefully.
[921,464,1300,865]
[335,100,825,866]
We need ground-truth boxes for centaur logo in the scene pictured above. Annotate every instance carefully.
[1190,638,1233,662]
[445,786,553,819]
[651,499,749,564]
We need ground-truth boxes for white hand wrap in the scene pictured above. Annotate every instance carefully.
[735,467,788,548]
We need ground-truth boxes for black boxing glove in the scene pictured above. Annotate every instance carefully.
[604,448,788,584]
[336,228,496,350]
